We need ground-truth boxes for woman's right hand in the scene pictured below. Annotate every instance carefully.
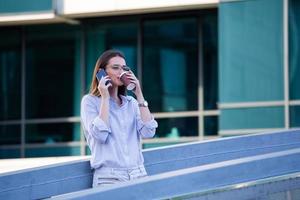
[98,76,112,99]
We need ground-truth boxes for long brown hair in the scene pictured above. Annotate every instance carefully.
[89,49,126,97]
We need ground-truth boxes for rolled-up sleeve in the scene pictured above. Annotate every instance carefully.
[81,95,111,143]
[136,115,158,138]
[132,99,158,139]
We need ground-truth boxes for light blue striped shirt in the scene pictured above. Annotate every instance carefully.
[81,94,158,170]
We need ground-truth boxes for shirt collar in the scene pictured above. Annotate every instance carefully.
[110,95,131,107]
[121,95,132,102]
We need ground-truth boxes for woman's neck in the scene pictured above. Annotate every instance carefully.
[109,86,121,105]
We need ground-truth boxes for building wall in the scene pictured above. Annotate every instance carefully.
[218,0,300,136]
[0,0,299,158]
[0,9,218,158]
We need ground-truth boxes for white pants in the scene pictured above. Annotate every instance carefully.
[92,165,148,188]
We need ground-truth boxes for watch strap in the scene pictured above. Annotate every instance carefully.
[138,100,148,107]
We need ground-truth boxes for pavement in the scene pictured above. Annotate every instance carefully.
[0,156,90,174]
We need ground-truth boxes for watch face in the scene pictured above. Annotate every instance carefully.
[139,100,148,107]
[144,101,148,107]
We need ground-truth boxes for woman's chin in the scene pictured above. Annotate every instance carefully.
[112,82,123,87]
[117,81,124,86]
[110,80,122,86]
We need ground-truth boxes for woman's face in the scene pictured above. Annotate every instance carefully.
[105,56,126,87]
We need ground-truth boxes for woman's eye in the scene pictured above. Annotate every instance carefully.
[112,66,120,70]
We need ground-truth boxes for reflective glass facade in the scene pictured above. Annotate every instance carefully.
[0,27,21,121]
[143,18,198,113]
[25,25,81,118]
[219,0,284,103]
[0,10,218,158]
[218,0,300,136]
[0,0,299,158]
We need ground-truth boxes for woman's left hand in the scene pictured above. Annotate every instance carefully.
[125,71,143,97]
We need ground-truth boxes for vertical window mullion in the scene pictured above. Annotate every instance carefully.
[198,17,204,140]
[21,27,26,157]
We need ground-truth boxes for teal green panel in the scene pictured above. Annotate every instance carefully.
[290,106,300,128]
[220,107,284,130]
[0,0,52,14]
[85,145,91,155]
[0,148,20,158]
[289,0,300,100]
[73,123,81,141]
[219,0,284,102]
[25,146,81,157]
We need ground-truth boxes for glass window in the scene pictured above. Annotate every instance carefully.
[289,0,300,100]
[220,107,284,130]
[85,145,91,155]
[203,13,218,110]
[0,148,20,159]
[0,125,21,145]
[85,21,138,93]
[25,146,80,157]
[155,117,198,138]
[143,18,198,112]
[290,106,300,128]
[25,24,81,118]
[204,116,218,136]
[0,27,21,120]
[26,123,80,144]
[219,0,284,102]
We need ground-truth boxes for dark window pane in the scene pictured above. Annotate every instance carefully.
[25,146,80,157]
[155,117,198,138]
[0,27,21,120]
[203,13,218,110]
[26,123,80,143]
[289,0,300,100]
[143,18,198,112]
[0,148,20,159]
[0,125,21,145]
[85,21,137,93]
[25,25,81,118]
[290,106,300,128]
[204,116,218,136]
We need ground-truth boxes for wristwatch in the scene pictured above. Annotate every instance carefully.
[138,100,148,107]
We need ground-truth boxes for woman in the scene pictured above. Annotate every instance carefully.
[81,49,158,188]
